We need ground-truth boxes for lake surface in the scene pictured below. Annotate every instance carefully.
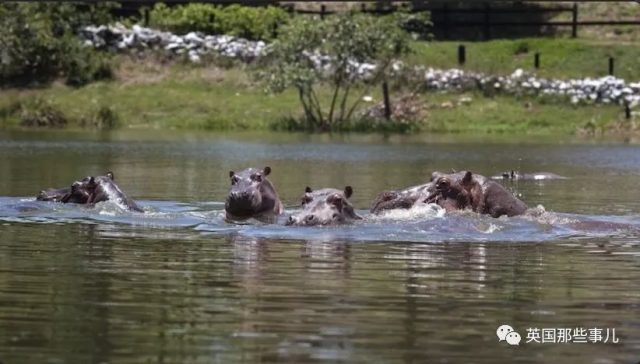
[0,129,639,364]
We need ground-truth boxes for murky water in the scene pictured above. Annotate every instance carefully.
[1,129,639,363]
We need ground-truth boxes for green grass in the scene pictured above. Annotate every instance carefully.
[416,92,624,135]
[408,38,640,81]
[0,60,629,136]
[0,65,301,130]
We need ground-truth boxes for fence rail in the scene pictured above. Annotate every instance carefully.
[117,1,640,40]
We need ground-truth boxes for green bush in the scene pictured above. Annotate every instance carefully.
[392,10,433,41]
[80,105,119,129]
[0,2,116,87]
[257,13,411,131]
[20,98,67,128]
[148,3,289,40]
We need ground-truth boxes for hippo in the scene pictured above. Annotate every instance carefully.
[67,172,143,212]
[492,170,568,181]
[427,171,528,218]
[370,169,475,214]
[225,166,283,221]
[370,183,433,214]
[424,173,473,212]
[287,186,362,226]
[36,172,114,204]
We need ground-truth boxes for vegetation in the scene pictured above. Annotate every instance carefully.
[148,3,290,41]
[1,3,639,135]
[0,57,630,135]
[0,2,115,87]
[257,13,410,131]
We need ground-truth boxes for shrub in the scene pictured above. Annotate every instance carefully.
[20,98,67,128]
[256,13,411,131]
[80,105,119,129]
[392,10,433,41]
[0,2,115,87]
[148,3,289,40]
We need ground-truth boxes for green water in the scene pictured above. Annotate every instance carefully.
[0,129,639,363]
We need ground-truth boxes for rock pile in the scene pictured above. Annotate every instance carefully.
[80,24,640,108]
[422,67,640,108]
[81,24,266,62]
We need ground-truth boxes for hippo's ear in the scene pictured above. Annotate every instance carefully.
[305,186,312,193]
[263,166,271,176]
[462,171,473,184]
[229,171,235,178]
[327,194,344,211]
[88,176,95,185]
[344,186,353,199]
[106,171,114,180]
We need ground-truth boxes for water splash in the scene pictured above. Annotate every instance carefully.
[1,197,640,244]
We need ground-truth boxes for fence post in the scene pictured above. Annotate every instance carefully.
[382,81,392,121]
[483,2,491,40]
[534,52,540,69]
[458,44,466,66]
[143,7,150,27]
[609,57,615,76]
[625,100,631,120]
[572,3,578,38]
[361,3,366,12]
[320,5,326,20]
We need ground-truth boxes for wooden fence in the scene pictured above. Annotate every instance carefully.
[118,1,640,40]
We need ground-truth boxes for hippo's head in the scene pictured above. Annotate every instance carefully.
[287,186,360,226]
[225,167,278,218]
[300,185,353,206]
[425,172,472,211]
[60,172,114,204]
[60,176,94,204]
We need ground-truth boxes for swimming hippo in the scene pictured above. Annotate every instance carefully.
[370,183,433,214]
[67,172,143,212]
[424,173,473,212]
[428,171,528,218]
[370,171,478,214]
[287,186,362,226]
[225,167,283,221]
[492,170,568,181]
[36,172,114,203]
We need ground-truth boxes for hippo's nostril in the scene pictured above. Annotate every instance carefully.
[332,213,338,220]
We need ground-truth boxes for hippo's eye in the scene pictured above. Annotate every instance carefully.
[332,213,338,220]
[306,215,314,222]
[253,174,263,182]
[231,176,239,185]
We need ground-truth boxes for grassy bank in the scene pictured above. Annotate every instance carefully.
[0,56,630,135]
[409,38,640,81]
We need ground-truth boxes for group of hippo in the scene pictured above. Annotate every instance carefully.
[36,167,565,225]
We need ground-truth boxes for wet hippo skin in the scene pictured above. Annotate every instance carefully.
[287,186,361,226]
[225,166,283,221]
[66,172,143,212]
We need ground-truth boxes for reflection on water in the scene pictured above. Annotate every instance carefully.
[1,129,640,363]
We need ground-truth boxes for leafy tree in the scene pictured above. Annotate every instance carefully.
[256,13,410,131]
